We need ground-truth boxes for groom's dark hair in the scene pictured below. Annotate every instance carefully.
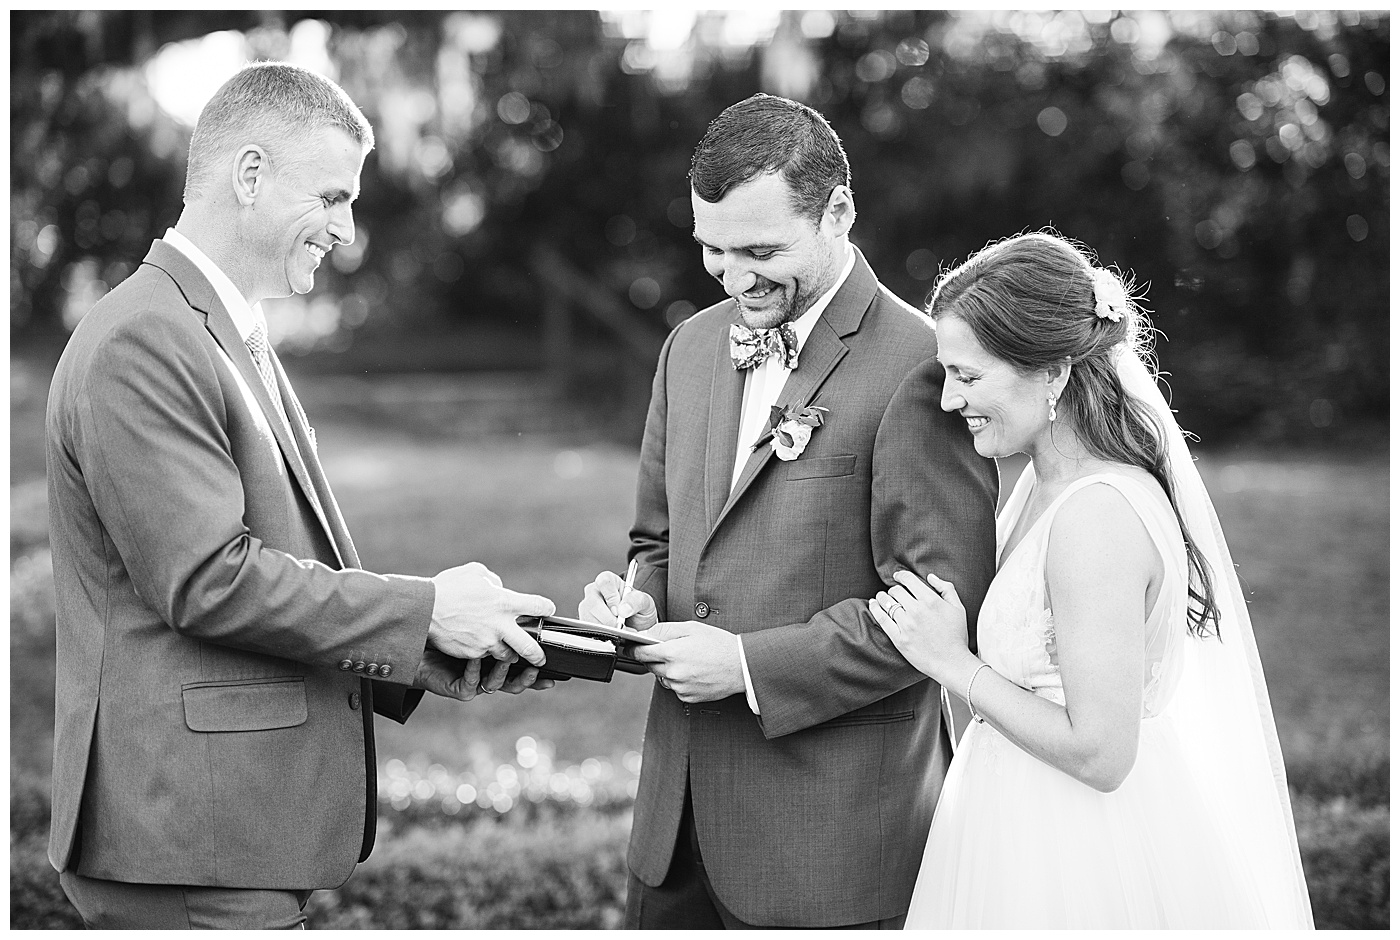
[690,94,851,223]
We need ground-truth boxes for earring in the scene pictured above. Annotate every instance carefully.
[1048,394,1057,423]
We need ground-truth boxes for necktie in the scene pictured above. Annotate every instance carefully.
[245,321,291,429]
[245,321,325,519]
[730,322,800,371]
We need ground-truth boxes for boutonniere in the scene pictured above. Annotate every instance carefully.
[753,403,829,461]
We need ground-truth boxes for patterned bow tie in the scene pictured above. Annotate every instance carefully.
[730,322,800,371]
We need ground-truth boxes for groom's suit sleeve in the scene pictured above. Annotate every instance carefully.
[73,302,434,679]
[626,327,676,618]
[741,355,999,739]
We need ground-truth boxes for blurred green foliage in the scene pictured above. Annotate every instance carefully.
[9,10,1389,439]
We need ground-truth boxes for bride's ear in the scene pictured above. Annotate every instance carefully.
[1045,358,1071,398]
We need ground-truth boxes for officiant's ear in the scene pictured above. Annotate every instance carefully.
[232,144,268,207]
[821,185,856,238]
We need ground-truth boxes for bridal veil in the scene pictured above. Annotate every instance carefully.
[1116,348,1314,928]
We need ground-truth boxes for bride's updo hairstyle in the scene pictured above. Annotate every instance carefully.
[928,231,1220,637]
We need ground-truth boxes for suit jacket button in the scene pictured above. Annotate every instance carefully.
[366,663,380,676]
[695,602,710,618]
[378,664,392,678]
[349,692,361,710]
[353,661,367,673]
[338,660,354,671]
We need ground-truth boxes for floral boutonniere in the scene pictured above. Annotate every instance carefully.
[754,403,829,461]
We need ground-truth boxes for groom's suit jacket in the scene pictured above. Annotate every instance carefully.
[626,248,999,926]
[45,239,435,890]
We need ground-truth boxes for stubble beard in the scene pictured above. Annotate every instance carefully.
[737,257,837,330]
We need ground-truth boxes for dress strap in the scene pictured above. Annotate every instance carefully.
[995,462,1037,555]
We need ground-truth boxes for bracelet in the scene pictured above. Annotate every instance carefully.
[966,662,992,724]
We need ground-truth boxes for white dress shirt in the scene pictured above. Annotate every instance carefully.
[733,245,855,714]
[163,228,297,446]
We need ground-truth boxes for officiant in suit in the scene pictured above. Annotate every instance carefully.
[579,94,999,928]
[45,63,556,929]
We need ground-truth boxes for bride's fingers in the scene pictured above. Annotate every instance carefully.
[888,584,917,612]
[892,569,940,604]
[924,572,964,607]
[867,598,900,637]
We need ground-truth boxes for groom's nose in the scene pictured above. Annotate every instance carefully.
[722,266,758,297]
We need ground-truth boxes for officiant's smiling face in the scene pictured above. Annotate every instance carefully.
[692,172,853,330]
[247,126,365,300]
[936,315,1050,459]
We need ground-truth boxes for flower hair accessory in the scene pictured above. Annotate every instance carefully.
[1091,268,1127,323]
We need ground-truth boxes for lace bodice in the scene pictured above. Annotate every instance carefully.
[976,467,1189,718]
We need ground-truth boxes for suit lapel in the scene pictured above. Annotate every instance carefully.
[271,353,360,568]
[704,316,746,531]
[710,247,880,533]
[718,318,848,528]
[144,241,347,566]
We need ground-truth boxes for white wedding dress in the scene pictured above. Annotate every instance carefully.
[904,464,1308,928]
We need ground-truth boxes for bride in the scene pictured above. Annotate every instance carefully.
[869,232,1314,929]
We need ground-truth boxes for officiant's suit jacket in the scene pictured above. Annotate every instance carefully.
[626,248,999,926]
[45,239,435,890]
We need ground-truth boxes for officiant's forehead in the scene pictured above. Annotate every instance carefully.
[690,173,810,247]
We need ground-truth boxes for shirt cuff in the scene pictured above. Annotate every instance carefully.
[736,634,760,714]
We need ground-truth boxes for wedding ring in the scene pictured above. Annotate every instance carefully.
[890,603,905,617]
[478,683,494,694]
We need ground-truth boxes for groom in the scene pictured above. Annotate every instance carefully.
[580,95,999,928]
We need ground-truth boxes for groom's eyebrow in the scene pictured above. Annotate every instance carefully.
[692,233,784,252]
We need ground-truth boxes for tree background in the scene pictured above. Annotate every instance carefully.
[9,9,1390,442]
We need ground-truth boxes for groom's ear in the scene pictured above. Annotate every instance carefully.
[821,185,856,238]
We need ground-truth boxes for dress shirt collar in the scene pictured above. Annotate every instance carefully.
[163,227,266,344]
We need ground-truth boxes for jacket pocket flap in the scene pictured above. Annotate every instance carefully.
[823,707,915,728]
[786,454,857,480]
[182,677,308,732]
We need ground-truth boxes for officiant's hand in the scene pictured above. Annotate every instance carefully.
[629,621,745,703]
[413,647,554,700]
[428,561,552,666]
[578,570,659,632]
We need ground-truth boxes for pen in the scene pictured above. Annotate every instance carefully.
[617,559,638,629]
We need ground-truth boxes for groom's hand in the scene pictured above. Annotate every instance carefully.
[428,561,552,666]
[579,570,659,631]
[629,621,745,703]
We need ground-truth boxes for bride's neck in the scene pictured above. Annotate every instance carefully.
[1026,425,1106,488]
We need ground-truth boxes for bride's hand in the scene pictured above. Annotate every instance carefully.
[869,570,974,686]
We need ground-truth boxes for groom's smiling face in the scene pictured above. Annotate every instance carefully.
[692,172,852,330]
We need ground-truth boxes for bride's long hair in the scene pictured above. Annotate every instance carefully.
[928,231,1221,638]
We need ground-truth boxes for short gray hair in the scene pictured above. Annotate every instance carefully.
[183,61,374,202]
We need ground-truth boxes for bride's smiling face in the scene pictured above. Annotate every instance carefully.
[935,316,1049,459]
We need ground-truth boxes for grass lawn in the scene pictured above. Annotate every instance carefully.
[325,435,1389,777]
[11,367,1388,773]
[9,363,1388,927]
